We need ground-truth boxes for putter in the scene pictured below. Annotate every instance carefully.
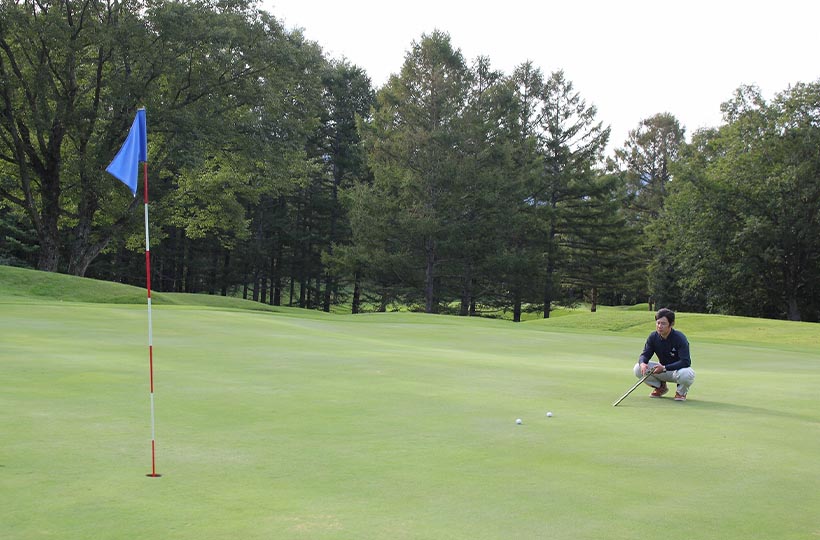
[612,370,654,407]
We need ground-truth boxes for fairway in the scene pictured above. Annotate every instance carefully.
[1,274,819,539]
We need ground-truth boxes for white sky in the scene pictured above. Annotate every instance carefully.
[262,0,819,153]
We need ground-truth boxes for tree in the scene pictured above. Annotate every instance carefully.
[357,30,470,313]
[231,34,331,307]
[316,60,374,312]
[1,0,138,273]
[658,83,820,321]
[613,113,685,222]
[492,61,546,322]
[561,173,643,311]
[442,55,515,316]
[536,70,610,317]
[0,0,294,277]
[609,113,686,306]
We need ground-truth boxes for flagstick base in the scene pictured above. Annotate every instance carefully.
[146,474,162,478]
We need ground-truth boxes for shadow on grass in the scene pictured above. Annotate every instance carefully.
[669,397,819,424]
[612,393,818,423]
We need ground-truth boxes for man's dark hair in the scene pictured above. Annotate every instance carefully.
[655,308,675,324]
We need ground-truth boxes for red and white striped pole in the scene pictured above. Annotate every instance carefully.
[142,159,160,478]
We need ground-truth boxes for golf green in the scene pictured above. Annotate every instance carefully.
[1,285,818,539]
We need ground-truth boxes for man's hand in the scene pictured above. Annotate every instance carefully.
[652,364,665,375]
[640,363,649,376]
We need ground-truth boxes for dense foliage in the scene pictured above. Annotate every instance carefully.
[1,1,818,321]
[650,85,820,321]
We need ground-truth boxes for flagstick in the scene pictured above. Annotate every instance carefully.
[106,109,154,476]
[142,160,161,478]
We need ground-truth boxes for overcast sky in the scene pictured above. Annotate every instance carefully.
[262,0,818,152]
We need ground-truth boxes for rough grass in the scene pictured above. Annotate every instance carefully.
[1,266,819,540]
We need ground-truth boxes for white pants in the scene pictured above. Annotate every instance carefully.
[633,362,695,396]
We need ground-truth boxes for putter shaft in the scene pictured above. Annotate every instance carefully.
[612,371,653,406]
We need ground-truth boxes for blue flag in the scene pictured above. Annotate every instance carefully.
[106,109,147,196]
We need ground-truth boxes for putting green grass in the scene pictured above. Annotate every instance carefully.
[1,267,818,539]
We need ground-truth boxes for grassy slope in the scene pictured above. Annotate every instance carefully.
[0,265,294,312]
[1,266,819,540]
[2,265,816,348]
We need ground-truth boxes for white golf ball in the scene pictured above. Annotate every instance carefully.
[516,418,522,425]
[546,411,553,417]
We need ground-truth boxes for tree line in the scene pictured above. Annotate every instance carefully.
[1,1,818,322]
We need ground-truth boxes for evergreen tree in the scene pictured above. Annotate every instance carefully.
[316,61,375,312]
[561,173,643,311]
[493,62,546,321]
[536,70,610,317]
[442,56,514,316]
[357,31,470,313]
[609,113,686,306]
[613,113,685,222]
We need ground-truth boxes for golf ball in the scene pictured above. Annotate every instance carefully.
[516,418,522,425]
[546,412,553,417]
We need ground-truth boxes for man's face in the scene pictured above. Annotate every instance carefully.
[655,316,672,338]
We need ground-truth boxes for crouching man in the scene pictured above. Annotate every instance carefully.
[634,308,696,401]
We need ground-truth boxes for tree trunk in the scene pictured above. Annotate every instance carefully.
[36,173,62,272]
[322,272,333,313]
[323,273,333,313]
[786,297,801,321]
[590,286,598,312]
[66,169,112,277]
[424,236,436,313]
[68,239,110,277]
[36,233,60,273]
[269,253,280,305]
[273,275,281,306]
[352,273,361,314]
[173,233,185,292]
[67,187,98,277]
[543,215,557,319]
[542,278,553,319]
[324,153,340,314]
[208,248,219,295]
[185,259,195,293]
[221,251,231,296]
[259,273,268,304]
[513,292,522,323]
[459,268,472,316]
[269,234,282,305]
[12,107,64,273]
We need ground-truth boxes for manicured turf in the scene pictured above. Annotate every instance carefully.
[1,267,818,539]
